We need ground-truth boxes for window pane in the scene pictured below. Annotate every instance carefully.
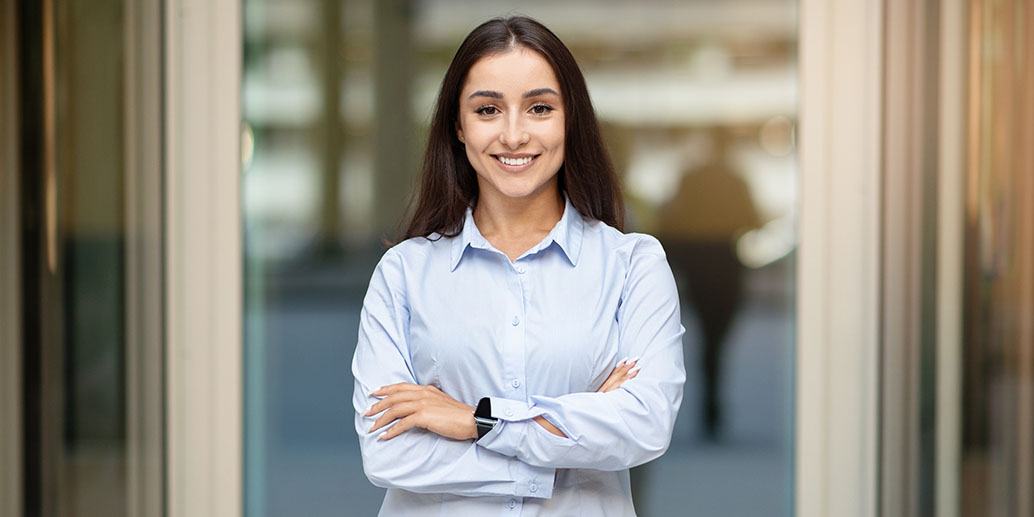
[17,0,165,514]
[961,0,1034,514]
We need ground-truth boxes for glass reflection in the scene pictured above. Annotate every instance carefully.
[961,0,1034,515]
[243,1,797,515]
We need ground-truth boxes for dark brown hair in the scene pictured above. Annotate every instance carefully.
[399,16,624,241]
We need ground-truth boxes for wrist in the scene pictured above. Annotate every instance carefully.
[467,411,478,440]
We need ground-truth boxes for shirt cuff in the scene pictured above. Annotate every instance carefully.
[478,398,542,458]
[475,418,555,498]
[488,396,544,422]
[510,455,555,499]
[476,418,520,457]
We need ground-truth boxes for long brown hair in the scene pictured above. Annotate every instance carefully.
[400,16,624,241]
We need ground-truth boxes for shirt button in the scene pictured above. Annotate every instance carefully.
[517,266,526,274]
[512,315,520,326]
[529,483,538,493]
[505,408,514,417]
[508,499,517,509]
[512,378,521,389]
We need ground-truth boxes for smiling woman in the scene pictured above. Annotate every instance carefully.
[457,49,566,209]
[351,15,685,517]
[399,15,624,245]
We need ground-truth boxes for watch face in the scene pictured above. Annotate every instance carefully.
[476,397,492,418]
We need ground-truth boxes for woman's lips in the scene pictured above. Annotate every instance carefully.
[493,154,539,172]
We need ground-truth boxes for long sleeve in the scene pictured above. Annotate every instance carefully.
[476,236,686,470]
[352,249,556,498]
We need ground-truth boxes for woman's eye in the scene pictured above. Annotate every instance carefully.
[475,106,499,116]
[530,104,554,115]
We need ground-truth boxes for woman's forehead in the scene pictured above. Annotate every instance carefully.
[461,49,561,98]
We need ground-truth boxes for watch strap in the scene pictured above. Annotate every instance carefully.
[474,397,497,440]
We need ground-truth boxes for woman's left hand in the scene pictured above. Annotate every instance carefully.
[366,383,477,441]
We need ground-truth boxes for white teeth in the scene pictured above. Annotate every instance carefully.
[498,156,533,166]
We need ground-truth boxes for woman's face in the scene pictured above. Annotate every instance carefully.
[457,48,565,204]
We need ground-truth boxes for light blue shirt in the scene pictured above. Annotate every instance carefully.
[352,196,686,516]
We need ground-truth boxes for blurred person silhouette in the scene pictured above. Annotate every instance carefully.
[657,127,761,441]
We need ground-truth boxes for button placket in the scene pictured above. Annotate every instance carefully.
[502,267,526,402]
[512,263,529,401]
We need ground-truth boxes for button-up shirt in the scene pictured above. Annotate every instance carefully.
[352,196,686,516]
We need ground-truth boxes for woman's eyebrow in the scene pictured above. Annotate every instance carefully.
[467,90,503,100]
[466,88,559,100]
[523,87,559,98]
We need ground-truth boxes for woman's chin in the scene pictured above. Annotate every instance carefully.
[480,177,558,203]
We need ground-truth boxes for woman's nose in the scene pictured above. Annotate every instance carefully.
[499,114,529,149]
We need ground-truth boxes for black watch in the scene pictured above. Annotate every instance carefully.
[473,397,498,440]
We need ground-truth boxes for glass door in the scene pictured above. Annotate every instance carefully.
[242,1,799,515]
[960,1,1034,514]
[14,0,164,515]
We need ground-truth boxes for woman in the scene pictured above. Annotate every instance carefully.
[353,16,685,516]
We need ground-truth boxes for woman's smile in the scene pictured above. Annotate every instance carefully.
[492,153,539,171]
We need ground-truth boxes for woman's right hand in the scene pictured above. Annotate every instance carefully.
[597,357,640,393]
[535,357,642,440]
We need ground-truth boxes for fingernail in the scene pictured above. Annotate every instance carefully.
[619,356,630,366]
[628,365,641,375]
[631,356,640,364]
[378,432,388,440]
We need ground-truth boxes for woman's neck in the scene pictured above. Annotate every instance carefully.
[473,187,564,244]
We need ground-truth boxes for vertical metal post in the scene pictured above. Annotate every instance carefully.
[935,2,966,517]
[124,0,166,515]
[0,0,23,515]
[37,0,64,513]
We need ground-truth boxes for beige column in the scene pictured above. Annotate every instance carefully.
[797,0,884,516]
[165,0,242,516]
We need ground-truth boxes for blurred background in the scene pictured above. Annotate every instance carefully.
[4,0,1034,516]
[240,1,796,515]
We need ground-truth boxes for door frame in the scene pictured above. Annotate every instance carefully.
[164,0,892,515]
[164,1,242,516]
[796,0,883,515]
[0,0,23,515]
[152,1,971,516]
[796,2,968,517]
[124,0,166,514]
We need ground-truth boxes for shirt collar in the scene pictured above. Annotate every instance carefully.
[450,195,584,271]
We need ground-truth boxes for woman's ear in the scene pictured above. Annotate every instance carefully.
[456,123,465,144]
